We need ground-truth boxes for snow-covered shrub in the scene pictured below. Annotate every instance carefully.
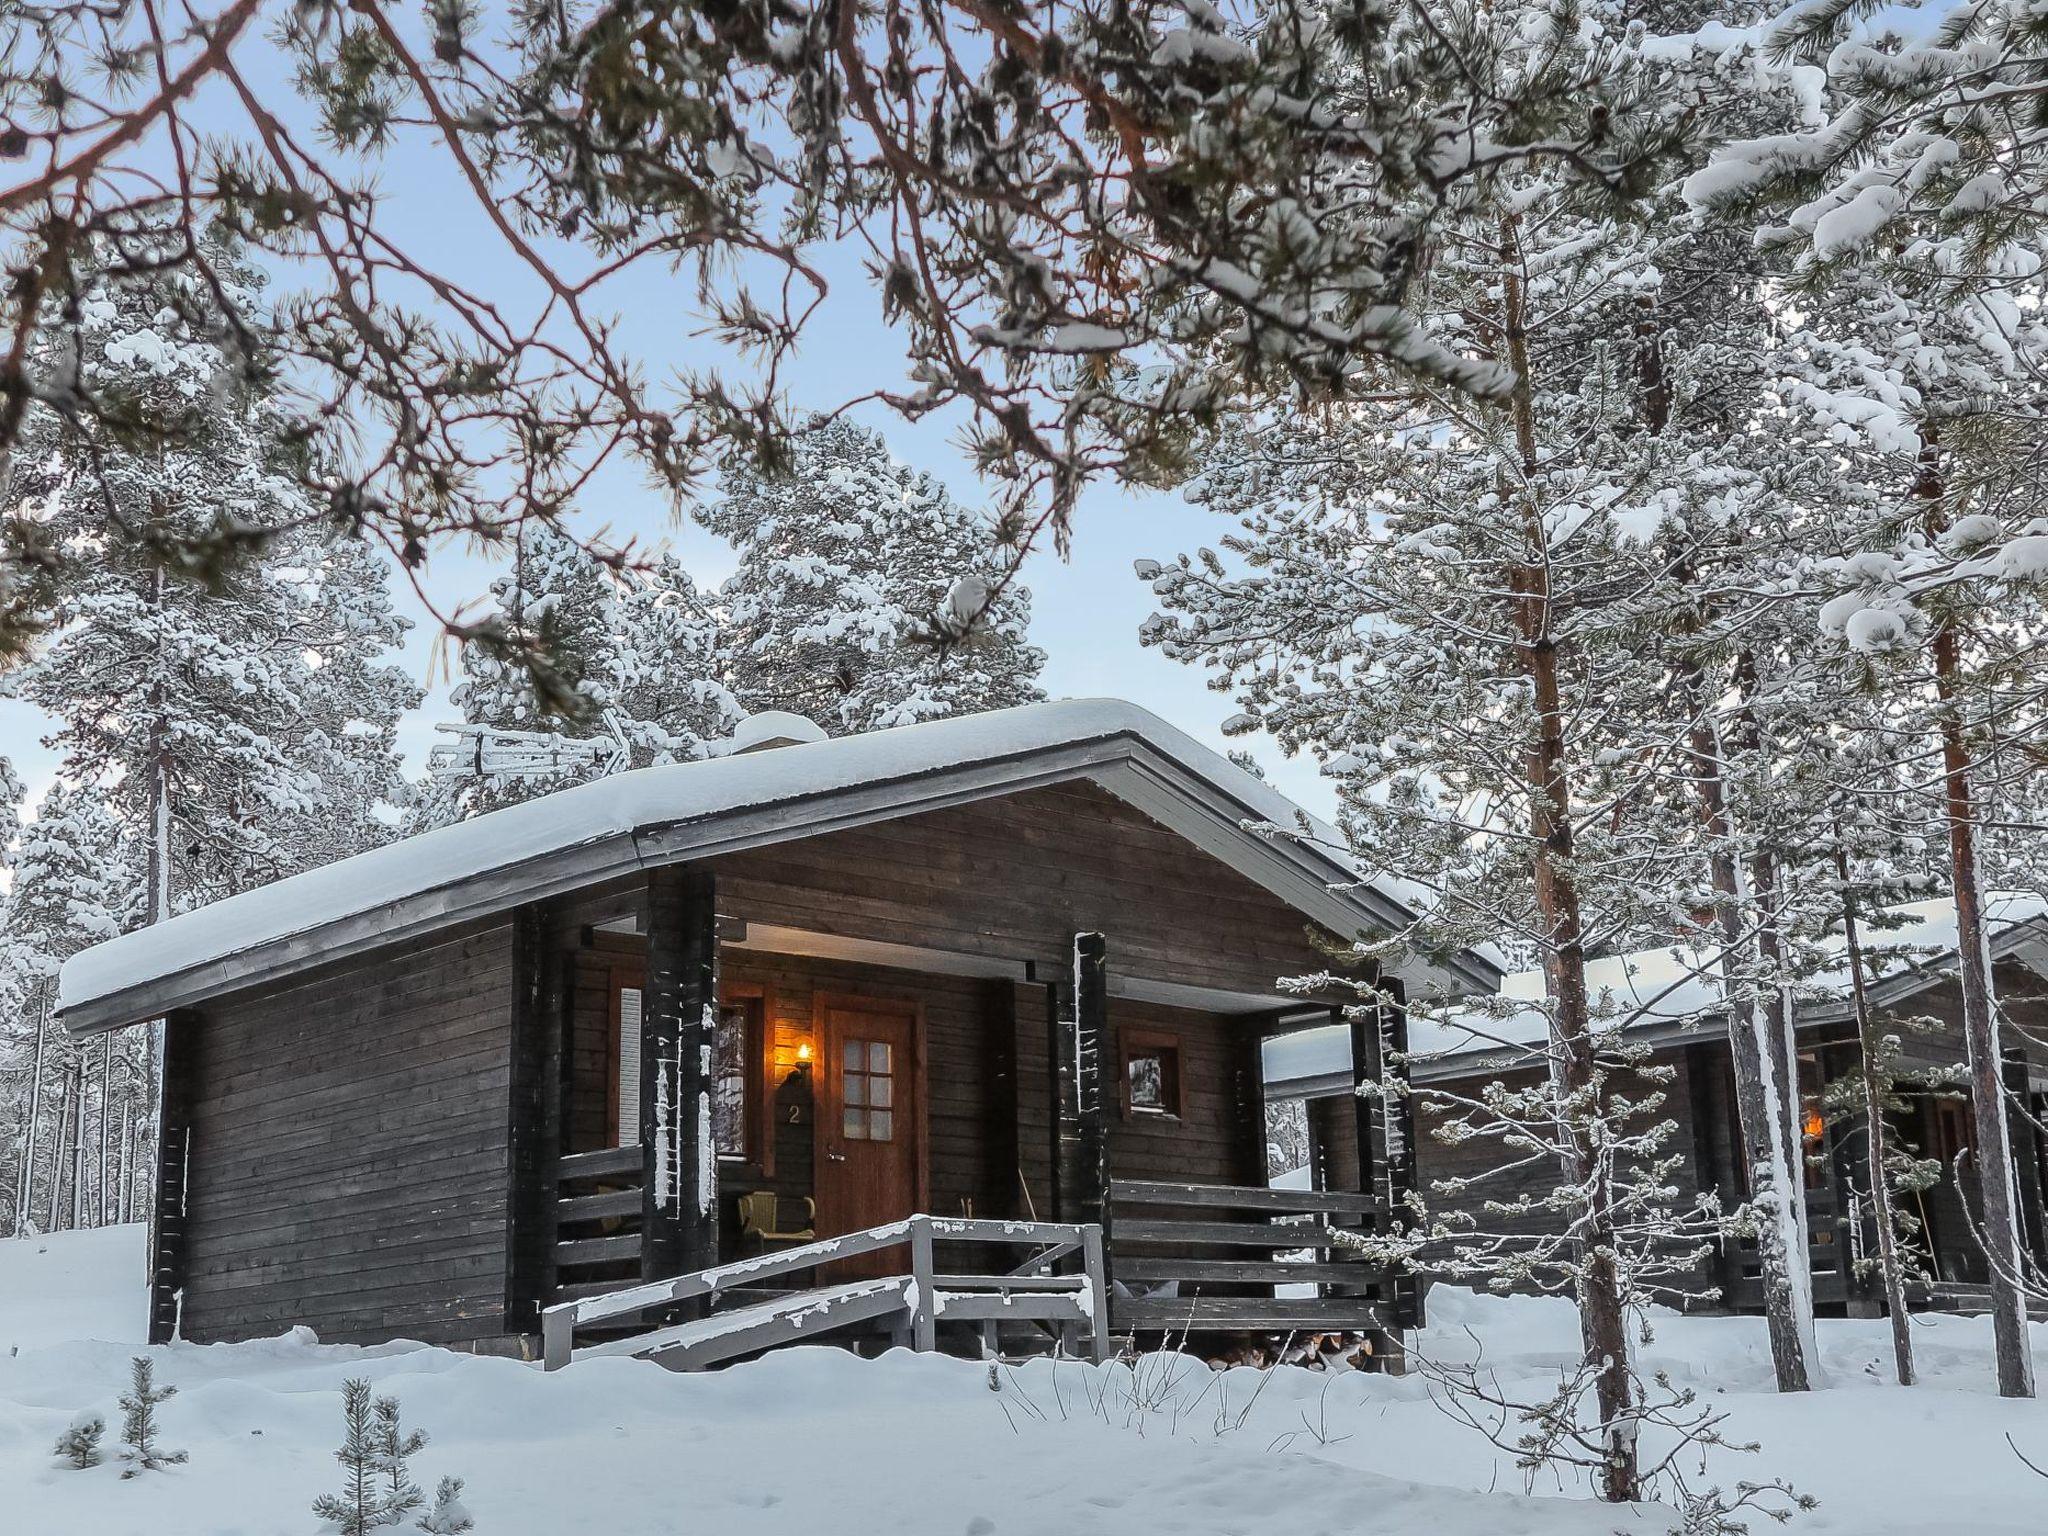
[419,1477,476,1534]
[52,1409,105,1469]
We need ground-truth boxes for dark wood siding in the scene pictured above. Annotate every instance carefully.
[177,922,516,1348]
[1107,999,1263,1188]
[717,780,1334,996]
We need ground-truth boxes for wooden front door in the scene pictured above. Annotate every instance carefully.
[815,997,922,1273]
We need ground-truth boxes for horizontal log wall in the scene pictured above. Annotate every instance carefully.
[177,921,517,1348]
[717,780,1334,997]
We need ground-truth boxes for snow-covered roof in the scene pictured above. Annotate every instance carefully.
[1265,895,2048,1092]
[60,697,1503,1034]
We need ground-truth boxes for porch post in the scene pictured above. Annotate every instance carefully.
[1824,1043,1879,1314]
[1071,932,1110,1235]
[1350,969,1417,1370]
[1230,1016,1274,1186]
[1380,977,1422,1333]
[147,1008,202,1345]
[1346,986,1382,1215]
[643,865,719,1296]
[505,902,565,1341]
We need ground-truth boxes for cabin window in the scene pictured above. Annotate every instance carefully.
[1798,1053,1828,1191]
[614,984,765,1164]
[840,1039,896,1142]
[712,997,760,1160]
[616,986,643,1147]
[1122,1029,1185,1119]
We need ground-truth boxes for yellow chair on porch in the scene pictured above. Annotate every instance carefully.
[738,1191,816,1254]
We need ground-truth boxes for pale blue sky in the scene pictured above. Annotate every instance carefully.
[0,29,1339,824]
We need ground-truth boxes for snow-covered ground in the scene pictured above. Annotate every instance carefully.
[4,1227,2045,1535]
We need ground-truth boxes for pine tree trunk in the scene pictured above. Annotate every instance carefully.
[97,1034,112,1227]
[1835,840,1915,1386]
[141,593,172,1256]
[14,991,49,1237]
[1502,214,1638,1503]
[1685,705,1816,1391]
[69,1054,89,1231]
[1917,428,2035,1399]
[47,1060,74,1231]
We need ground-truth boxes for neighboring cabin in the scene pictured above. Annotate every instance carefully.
[1266,903,2048,1316]
[58,699,1500,1368]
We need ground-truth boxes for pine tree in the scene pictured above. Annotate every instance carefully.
[706,422,1046,735]
[0,757,21,864]
[0,785,137,1235]
[314,1379,384,1536]
[373,1395,429,1527]
[418,1477,475,1535]
[52,1411,105,1469]
[6,231,418,1203]
[1136,6,1791,1499]
[116,1356,187,1476]
[435,529,742,822]
[10,236,418,918]
[1725,195,2048,1399]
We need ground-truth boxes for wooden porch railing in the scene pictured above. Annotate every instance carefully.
[541,1214,1108,1370]
[1108,1178,1391,1333]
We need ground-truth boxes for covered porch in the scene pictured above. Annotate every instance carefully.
[522,843,1422,1368]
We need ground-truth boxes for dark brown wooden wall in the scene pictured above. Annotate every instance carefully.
[717,780,1333,996]
[176,922,517,1348]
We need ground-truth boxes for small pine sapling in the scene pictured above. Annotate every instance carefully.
[314,1379,383,1536]
[117,1356,188,1476]
[373,1394,429,1527]
[53,1410,105,1469]
[418,1477,475,1534]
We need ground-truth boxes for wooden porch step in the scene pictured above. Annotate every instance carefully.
[557,1146,647,1182]
[1114,1294,1386,1331]
[581,1277,915,1371]
[557,1188,643,1224]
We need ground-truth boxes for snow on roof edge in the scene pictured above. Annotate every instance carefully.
[58,697,1451,1021]
[1265,895,2048,1089]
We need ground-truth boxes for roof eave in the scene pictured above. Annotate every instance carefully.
[64,726,1489,1034]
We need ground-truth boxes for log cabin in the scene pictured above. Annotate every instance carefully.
[57,698,1501,1370]
[1265,901,2048,1318]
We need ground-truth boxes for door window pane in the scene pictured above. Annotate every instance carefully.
[839,1036,898,1144]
